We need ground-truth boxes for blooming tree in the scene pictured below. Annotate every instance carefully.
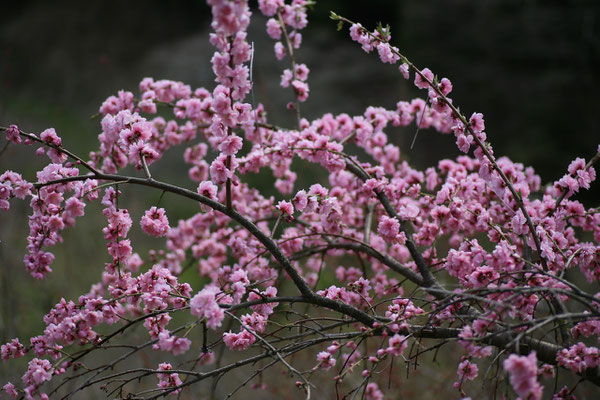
[2,1,600,399]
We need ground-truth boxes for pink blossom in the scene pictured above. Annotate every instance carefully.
[349,24,362,41]
[291,80,309,102]
[457,358,478,381]
[210,155,234,185]
[316,351,336,370]
[557,343,600,373]
[22,358,53,386]
[378,215,400,237]
[274,41,286,60]
[140,207,170,237]
[503,352,543,400]
[414,67,434,89]
[280,69,293,88]
[197,181,218,201]
[218,135,244,156]
[3,382,18,398]
[377,215,406,244]
[248,286,278,316]
[190,286,225,329]
[1,338,26,360]
[241,312,267,333]
[276,200,294,218]
[156,331,191,356]
[456,134,473,153]
[294,64,309,81]
[223,330,255,351]
[386,334,407,356]
[469,112,485,133]
[266,18,281,39]
[292,190,309,211]
[40,128,61,147]
[4,125,21,144]
[40,128,67,163]
[439,77,453,95]
[3,6,600,398]
[376,42,399,64]
[399,203,419,220]
[398,63,410,80]
[64,197,85,218]
[365,383,384,400]
[258,0,283,17]
[157,362,182,395]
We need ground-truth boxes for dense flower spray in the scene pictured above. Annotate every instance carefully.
[1,1,600,399]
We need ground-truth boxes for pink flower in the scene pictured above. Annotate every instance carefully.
[210,155,233,185]
[258,0,283,17]
[218,135,243,156]
[241,312,267,333]
[349,24,362,41]
[438,77,453,95]
[274,42,286,60]
[365,383,384,400]
[156,331,191,356]
[386,334,407,356]
[294,64,309,81]
[4,125,21,144]
[64,197,85,218]
[140,206,170,237]
[197,181,218,201]
[557,343,600,373]
[457,358,478,381]
[469,112,485,133]
[157,362,182,394]
[399,203,419,220]
[22,358,53,386]
[3,382,18,398]
[567,157,596,189]
[1,338,26,360]
[248,286,278,316]
[316,351,336,370]
[190,286,225,329]
[414,67,434,89]
[276,200,294,219]
[377,215,406,244]
[40,128,67,163]
[398,63,410,80]
[456,134,473,153]
[503,352,543,400]
[280,69,293,88]
[292,80,309,102]
[266,18,281,39]
[378,215,399,237]
[223,330,255,351]
[292,190,308,211]
[40,128,61,147]
[185,143,208,164]
[376,42,399,64]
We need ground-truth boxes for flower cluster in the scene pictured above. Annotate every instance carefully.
[503,352,543,400]
[259,0,310,104]
[1,2,599,399]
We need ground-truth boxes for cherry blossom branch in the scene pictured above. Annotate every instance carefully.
[331,15,548,270]
[225,311,314,399]
[552,148,600,215]
[32,171,381,329]
[344,161,438,289]
[0,125,100,175]
[277,10,302,128]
